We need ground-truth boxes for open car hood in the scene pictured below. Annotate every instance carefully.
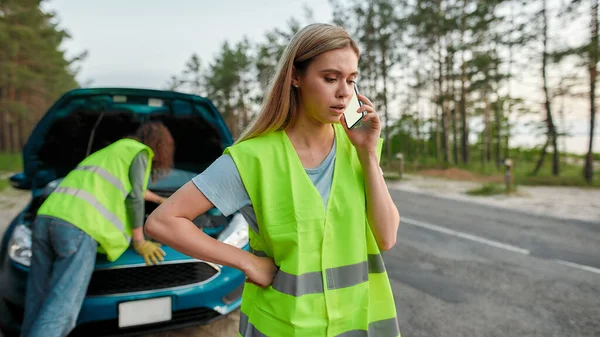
[19,88,233,190]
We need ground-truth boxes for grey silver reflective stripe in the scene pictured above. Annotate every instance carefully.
[368,317,400,336]
[327,261,368,290]
[247,221,260,235]
[271,254,387,296]
[335,317,400,337]
[368,253,386,273]
[272,269,324,296]
[239,311,249,335]
[241,311,399,337]
[54,186,127,235]
[239,311,267,337]
[75,165,128,197]
[336,330,367,337]
[250,248,267,257]
[239,205,259,234]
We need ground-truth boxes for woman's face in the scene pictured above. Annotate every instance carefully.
[293,46,359,125]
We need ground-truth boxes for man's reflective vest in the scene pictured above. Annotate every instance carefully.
[37,138,154,261]
[226,123,400,337]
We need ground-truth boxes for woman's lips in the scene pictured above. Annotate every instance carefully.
[330,106,346,115]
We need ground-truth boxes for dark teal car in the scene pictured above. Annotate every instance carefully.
[0,88,248,336]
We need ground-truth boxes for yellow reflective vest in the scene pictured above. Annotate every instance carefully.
[225,123,400,337]
[37,138,154,261]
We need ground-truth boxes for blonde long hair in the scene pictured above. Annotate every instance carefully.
[237,23,360,143]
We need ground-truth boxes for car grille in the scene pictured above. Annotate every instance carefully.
[86,262,219,296]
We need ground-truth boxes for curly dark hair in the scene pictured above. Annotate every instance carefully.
[133,122,175,182]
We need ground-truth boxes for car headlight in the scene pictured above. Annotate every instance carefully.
[217,213,248,249]
[9,225,32,267]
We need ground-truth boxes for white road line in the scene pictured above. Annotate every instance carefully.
[402,217,531,255]
[402,217,600,275]
[554,260,600,275]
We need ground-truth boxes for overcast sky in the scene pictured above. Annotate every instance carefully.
[43,0,332,88]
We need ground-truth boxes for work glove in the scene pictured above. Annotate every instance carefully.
[133,240,166,266]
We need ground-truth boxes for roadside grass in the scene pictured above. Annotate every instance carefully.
[466,183,516,196]
[0,152,22,193]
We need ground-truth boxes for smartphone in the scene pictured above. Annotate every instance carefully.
[343,83,365,129]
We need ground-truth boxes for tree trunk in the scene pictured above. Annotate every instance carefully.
[435,86,442,164]
[451,54,459,164]
[495,101,502,167]
[452,109,459,164]
[224,98,238,140]
[7,82,16,153]
[442,106,449,164]
[415,70,422,163]
[483,91,492,166]
[2,83,16,153]
[460,0,469,163]
[9,119,16,153]
[480,134,485,168]
[551,121,559,175]
[16,90,24,151]
[424,113,429,158]
[460,68,469,164]
[238,79,249,129]
[584,0,598,183]
[505,106,512,160]
[444,53,453,165]
[559,95,567,161]
[0,86,6,152]
[415,113,421,161]
[440,78,450,164]
[540,0,559,176]
[533,140,549,174]
[365,5,377,100]
[424,100,430,159]
[436,0,450,165]
[380,39,391,164]
[505,0,514,160]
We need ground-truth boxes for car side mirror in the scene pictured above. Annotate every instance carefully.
[9,172,31,190]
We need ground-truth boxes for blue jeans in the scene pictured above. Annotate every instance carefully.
[21,216,98,337]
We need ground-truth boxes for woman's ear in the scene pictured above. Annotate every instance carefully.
[291,66,300,88]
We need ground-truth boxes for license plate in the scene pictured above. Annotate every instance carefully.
[118,297,172,328]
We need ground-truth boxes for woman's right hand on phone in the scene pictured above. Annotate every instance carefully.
[243,255,278,287]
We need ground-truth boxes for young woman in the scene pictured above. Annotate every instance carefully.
[22,122,174,337]
[145,23,401,337]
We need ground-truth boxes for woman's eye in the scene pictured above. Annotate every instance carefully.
[325,77,336,82]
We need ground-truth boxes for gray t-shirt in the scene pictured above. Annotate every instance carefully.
[125,151,148,229]
[192,138,336,228]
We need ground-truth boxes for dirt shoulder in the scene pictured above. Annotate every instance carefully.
[0,188,30,235]
[387,173,600,223]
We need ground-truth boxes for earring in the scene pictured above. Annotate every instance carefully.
[293,84,299,88]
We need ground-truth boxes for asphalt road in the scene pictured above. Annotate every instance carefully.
[388,189,600,337]
[2,188,599,336]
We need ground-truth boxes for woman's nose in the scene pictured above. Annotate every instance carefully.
[336,83,352,99]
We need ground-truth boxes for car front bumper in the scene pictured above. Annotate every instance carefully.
[0,245,247,337]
